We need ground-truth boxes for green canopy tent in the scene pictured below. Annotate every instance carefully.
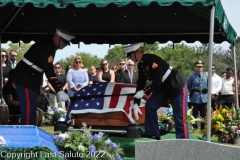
[0,0,238,141]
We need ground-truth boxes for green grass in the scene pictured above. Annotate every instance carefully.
[40,125,54,134]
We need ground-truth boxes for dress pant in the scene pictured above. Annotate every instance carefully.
[15,82,37,125]
[145,84,189,139]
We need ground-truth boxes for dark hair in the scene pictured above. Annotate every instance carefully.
[1,50,9,63]
[222,72,226,75]
[226,67,233,72]
[54,62,62,68]
[65,64,72,75]
[212,64,216,68]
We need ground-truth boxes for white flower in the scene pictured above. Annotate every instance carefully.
[78,144,86,152]
[58,133,68,139]
[105,138,112,144]
[58,108,67,113]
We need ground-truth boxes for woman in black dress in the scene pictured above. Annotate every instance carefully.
[97,59,115,82]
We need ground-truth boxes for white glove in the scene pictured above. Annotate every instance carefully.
[57,91,70,102]
[131,104,142,120]
[134,90,145,99]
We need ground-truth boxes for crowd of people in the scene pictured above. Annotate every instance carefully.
[0,36,238,140]
[187,61,238,130]
[0,48,139,125]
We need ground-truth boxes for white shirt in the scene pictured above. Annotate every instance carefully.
[42,73,48,87]
[221,77,234,95]
[211,73,222,94]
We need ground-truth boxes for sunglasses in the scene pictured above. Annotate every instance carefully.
[2,55,7,57]
[75,61,81,64]
[128,64,134,66]
[55,67,61,69]
[102,63,108,66]
[119,63,125,65]
[212,68,215,70]
[196,66,203,68]
[112,68,117,70]
[11,55,17,57]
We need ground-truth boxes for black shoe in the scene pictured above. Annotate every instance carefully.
[146,136,161,140]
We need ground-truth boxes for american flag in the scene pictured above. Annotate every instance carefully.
[66,82,146,123]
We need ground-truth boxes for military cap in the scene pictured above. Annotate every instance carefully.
[123,43,141,57]
[56,28,75,45]
[194,60,204,67]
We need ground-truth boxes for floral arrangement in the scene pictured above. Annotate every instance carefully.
[201,105,240,143]
[201,105,231,138]
[158,105,203,132]
[42,105,67,125]
[158,107,174,123]
[53,122,124,160]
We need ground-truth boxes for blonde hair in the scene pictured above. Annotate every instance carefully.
[73,56,82,68]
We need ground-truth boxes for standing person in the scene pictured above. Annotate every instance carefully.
[187,60,208,130]
[89,66,98,84]
[123,43,189,140]
[111,65,118,72]
[221,72,226,78]
[67,56,89,97]
[211,64,222,110]
[1,50,11,85]
[97,59,115,82]
[48,62,68,109]
[115,59,131,83]
[219,67,234,109]
[127,59,138,85]
[13,28,74,125]
[8,49,18,69]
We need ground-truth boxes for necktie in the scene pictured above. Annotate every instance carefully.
[12,63,15,69]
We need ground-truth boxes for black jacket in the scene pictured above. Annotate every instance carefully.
[115,69,131,84]
[134,54,186,105]
[13,37,63,95]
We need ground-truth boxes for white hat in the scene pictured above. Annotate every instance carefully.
[123,43,141,57]
[56,28,75,45]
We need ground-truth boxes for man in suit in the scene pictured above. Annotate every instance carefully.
[13,28,74,125]
[115,59,131,83]
[123,43,189,140]
[8,49,18,69]
[127,59,138,85]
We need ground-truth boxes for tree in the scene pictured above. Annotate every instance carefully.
[104,45,126,67]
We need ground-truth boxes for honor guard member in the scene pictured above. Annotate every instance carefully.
[13,28,75,125]
[123,43,189,140]
[187,60,208,130]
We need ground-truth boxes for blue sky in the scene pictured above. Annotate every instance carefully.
[2,0,240,63]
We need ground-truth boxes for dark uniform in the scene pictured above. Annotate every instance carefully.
[135,54,189,139]
[13,37,63,125]
[115,69,131,84]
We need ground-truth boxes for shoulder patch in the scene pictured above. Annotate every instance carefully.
[152,62,158,69]
[48,55,53,63]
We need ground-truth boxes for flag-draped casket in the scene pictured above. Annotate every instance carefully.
[67,82,146,126]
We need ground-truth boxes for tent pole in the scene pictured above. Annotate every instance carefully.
[233,45,239,109]
[207,5,215,142]
[0,36,3,97]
